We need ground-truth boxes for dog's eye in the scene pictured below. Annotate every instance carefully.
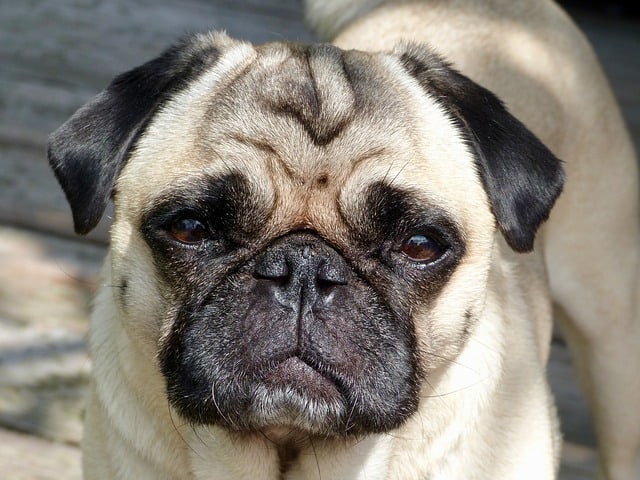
[169,218,210,244]
[400,234,446,263]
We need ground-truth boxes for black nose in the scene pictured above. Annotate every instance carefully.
[254,233,349,312]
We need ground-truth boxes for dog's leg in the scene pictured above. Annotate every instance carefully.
[545,128,640,480]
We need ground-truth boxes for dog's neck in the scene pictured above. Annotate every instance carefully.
[184,426,393,480]
[261,429,308,476]
[276,441,301,476]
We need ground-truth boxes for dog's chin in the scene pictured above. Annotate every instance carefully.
[261,357,342,402]
[244,357,348,435]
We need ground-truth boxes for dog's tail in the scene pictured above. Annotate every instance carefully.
[303,0,386,40]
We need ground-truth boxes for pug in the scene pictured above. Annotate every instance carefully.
[48,0,640,479]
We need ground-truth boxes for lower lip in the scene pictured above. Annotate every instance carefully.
[262,356,340,399]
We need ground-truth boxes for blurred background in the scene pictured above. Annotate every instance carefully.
[0,1,637,478]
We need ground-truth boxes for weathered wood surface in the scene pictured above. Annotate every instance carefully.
[0,0,638,478]
[0,0,314,243]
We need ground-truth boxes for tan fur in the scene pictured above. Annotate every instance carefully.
[305,1,640,479]
[77,1,640,479]
[86,36,547,479]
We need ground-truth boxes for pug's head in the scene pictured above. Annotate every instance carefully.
[49,33,563,437]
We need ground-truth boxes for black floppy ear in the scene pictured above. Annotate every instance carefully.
[48,34,221,235]
[397,44,565,253]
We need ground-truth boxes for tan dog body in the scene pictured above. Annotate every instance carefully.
[48,1,639,479]
[309,2,640,478]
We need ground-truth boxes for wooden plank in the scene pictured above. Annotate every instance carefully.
[0,226,103,444]
[0,142,111,243]
[0,427,81,480]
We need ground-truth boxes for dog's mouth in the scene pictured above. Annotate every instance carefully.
[241,355,348,433]
[262,356,341,399]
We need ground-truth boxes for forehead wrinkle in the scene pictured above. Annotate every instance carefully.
[307,44,357,128]
[215,131,316,234]
[226,132,297,182]
[254,43,358,147]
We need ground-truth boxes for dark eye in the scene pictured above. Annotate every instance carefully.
[169,218,210,244]
[400,234,446,263]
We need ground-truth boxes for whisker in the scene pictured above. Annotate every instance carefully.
[190,424,209,450]
[381,156,397,184]
[308,436,322,480]
[387,159,411,186]
[167,400,204,460]
[211,384,236,428]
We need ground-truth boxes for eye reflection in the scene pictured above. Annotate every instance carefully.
[400,234,445,263]
[169,218,210,244]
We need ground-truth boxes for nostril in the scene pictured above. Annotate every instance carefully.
[317,261,348,286]
[254,250,289,281]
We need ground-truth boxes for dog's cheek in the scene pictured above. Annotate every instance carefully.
[413,306,477,378]
[157,267,259,426]
[412,245,494,378]
[109,226,170,356]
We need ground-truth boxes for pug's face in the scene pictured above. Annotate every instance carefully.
[48,33,563,437]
